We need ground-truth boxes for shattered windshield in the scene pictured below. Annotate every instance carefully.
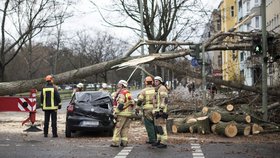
[75,93,94,102]
[75,92,109,103]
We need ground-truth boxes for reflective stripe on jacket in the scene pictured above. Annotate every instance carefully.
[115,89,134,117]
[155,85,168,112]
[42,88,57,110]
[138,86,156,110]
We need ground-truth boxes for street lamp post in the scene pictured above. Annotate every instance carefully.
[202,44,207,106]
[261,0,268,121]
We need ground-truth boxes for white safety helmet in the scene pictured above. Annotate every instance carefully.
[118,80,128,87]
[154,76,163,83]
[77,83,84,88]
[102,83,108,89]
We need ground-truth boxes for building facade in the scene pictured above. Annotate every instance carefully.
[237,0,262,86]
[266,0,280,86]
[219,0,240,82]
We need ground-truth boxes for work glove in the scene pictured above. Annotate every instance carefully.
[117,103,124,111]
[58,103,62,109]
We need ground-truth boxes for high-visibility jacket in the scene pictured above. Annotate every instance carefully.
[154,85,168,112]
[115,88,134,117]
[40,83,61,110]
[137,86,156,110]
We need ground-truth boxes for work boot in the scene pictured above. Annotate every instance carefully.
[152,140,160,147]
[120,142,127,147]
[157,143,167,148]
[53,134,58,138]
[110,144,119,147]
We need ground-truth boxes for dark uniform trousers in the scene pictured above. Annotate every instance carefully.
[44,110,58,136]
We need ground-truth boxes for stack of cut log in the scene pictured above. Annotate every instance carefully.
[168,104,266,138]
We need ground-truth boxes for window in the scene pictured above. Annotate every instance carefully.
[231,6,234,17]
[255,0,259,6]
[255,16,259,28]
[218,54,222,67]
[246,2,250,12]
[277,15,279,26]
[240,52,244,61]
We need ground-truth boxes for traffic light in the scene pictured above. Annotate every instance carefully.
[252,35,262,55]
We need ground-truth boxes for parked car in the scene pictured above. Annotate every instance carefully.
[65,91,115,137]
[64,85,73,90]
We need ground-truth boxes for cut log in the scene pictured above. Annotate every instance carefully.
[208,111,221,123]
[172,123,191,133]
[173,118,186,126]
[166,118,174,134]
[236,124,251,136]
[189,124,198,134]
[215,121,238,138]
[226,104,234,112]
[220,112,251,123]
[196,116,211,134]
[202,107,209,115]
[251,123,264,135]
[186,118,197,124]
[211,124,217,134]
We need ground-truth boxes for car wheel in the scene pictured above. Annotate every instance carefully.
[65,123,72,138]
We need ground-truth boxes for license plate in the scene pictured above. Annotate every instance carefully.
[81,121,99,126]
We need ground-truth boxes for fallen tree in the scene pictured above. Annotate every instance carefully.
[0,31,279,96]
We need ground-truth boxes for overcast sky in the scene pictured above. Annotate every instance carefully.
[63,0,222,42]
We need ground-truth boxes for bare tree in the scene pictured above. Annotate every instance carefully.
[70,31,129,82]
[91,0,209,54]
[0,0,73,81]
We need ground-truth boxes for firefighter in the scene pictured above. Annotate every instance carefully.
[110,80,134,147]
[153,76,169,148]
[99,83,110,94]
[72,83,84,95]
[136,76,157,145]
[40,75,61,138]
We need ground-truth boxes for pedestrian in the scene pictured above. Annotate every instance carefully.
[110,80,135,147]
[40,75,61,138]
[209,83,217,99]
[136,76,157,146]
[153,76,169,148]
[99,83,110,94]
[72,83,84,95]
[187,81,195,97]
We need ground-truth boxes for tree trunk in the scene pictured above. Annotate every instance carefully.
[215,121,238,138]
[226,104,234,112]
[251,123,264,134]
[208,111,221,123]
[196,116,211,134]
[236,124,251,136]
[0,52,188,95]
[166,118,174,134]
[220,112,251,123]
[211,124,217,134]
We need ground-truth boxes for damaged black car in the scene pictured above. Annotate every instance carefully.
[65,91,115,138]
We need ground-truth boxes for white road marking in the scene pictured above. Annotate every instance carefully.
[114,146,133,158]
[189,138,205,158]
[0,144,10,147]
